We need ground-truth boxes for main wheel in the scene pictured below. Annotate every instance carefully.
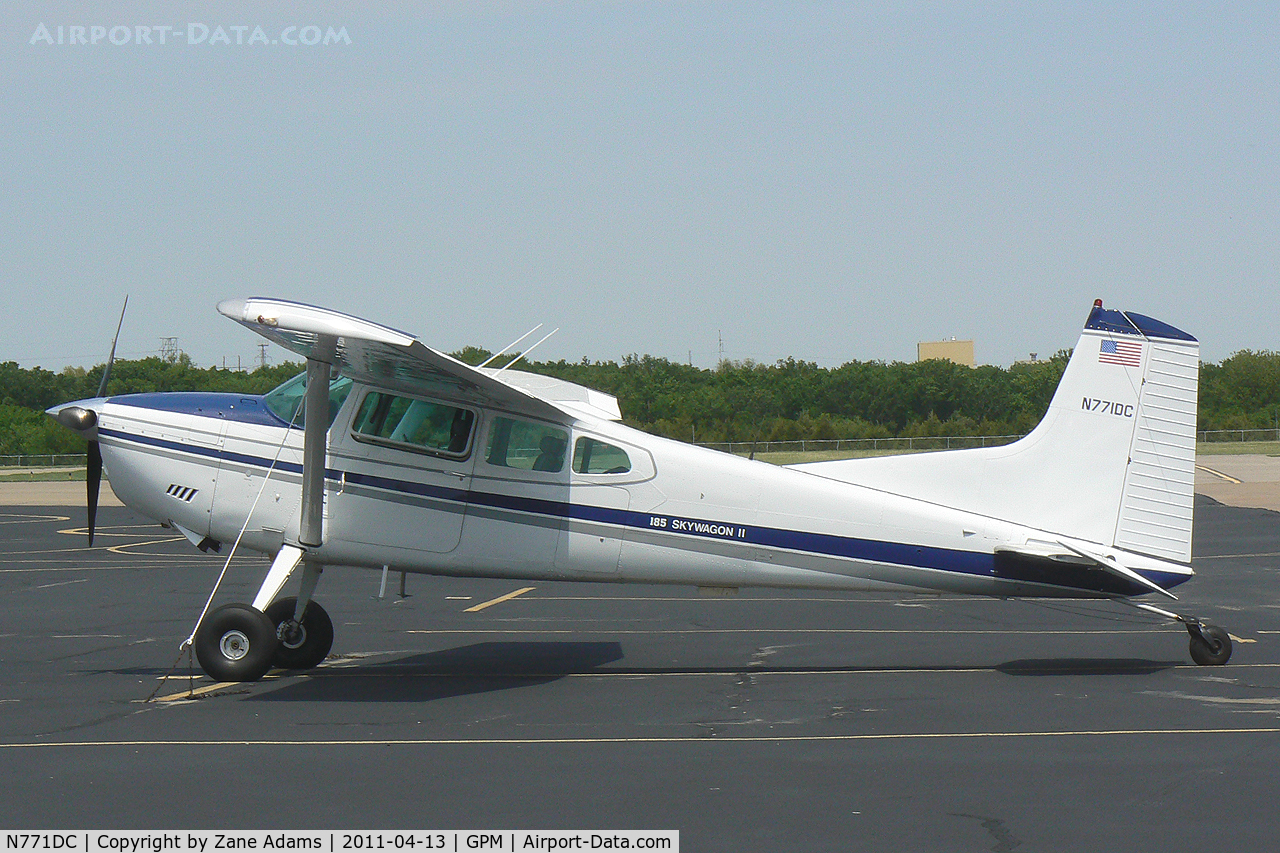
[1189,624,1233,666]
[194,603,277,682]
[264,597,334,670]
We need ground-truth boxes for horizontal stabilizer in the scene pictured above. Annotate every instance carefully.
[1054,540,1178,600]
[993,539,1182,600]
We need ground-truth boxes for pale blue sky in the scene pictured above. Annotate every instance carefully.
[3,2,1277,371]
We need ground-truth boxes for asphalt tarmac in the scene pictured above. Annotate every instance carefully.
[2,493,1279,851]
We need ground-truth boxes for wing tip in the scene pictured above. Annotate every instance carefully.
[217,297,416,348]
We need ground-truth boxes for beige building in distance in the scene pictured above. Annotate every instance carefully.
[917,338,975,367]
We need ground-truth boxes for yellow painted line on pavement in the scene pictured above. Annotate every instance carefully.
[0,514,70,525]
[1195,464,1243,484]
[5,727,1280,750]
[1197,551,1280,560]
[408,627,1175,635]
[150,682,242,703]
[531,595,970,603]
[107,536,185,553]
[32,578,90,590]
[464,586,536,612]
[0,559,216,572]
[57,524,162,537]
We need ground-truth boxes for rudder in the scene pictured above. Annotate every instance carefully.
[1111,318,1198,562]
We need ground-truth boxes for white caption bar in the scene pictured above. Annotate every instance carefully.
[2,833,678,853]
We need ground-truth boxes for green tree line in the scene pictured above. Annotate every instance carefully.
[0,356,300,456]
[2,348,1278,456]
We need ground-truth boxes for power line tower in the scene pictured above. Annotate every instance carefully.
[159,337,179,363]
[257,343,270,370]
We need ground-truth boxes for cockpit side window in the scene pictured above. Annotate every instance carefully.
[485,416,568,473]
[572,437,632,474]
[263,372,353,429]
[350,391,475,457]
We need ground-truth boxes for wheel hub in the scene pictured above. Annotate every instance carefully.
[219,629,251,661]
[278,620,307,649]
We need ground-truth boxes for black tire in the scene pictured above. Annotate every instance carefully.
[194,603,277,682]
[1189,624,1233,666]
[264,597,334,670]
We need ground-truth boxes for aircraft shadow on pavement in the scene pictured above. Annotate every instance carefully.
[994,657,1180,676]
[252,641,626,703]
[246,643,1183,703]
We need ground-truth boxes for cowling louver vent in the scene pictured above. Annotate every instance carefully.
[166,484,199,502]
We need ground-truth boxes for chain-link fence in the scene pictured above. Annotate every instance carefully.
[695,435,1025,454]
[1197,429,1280,443]
[0,454,86,468]
[705,430,1280,455]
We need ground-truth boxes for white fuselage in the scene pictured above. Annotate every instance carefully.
[94,381,1190,600]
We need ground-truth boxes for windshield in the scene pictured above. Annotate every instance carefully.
[263,371,354,429]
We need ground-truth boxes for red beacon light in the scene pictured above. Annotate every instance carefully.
[1093,299,1103,308]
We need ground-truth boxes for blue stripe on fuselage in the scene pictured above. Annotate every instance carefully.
[108,393,287,427]
[96,425,1190,594]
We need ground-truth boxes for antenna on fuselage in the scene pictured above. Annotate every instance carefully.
[493,327,559,375]
[478,324,543,369]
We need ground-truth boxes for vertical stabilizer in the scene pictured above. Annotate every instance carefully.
[791,302,1200,562]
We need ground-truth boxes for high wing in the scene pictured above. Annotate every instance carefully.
[216,297,621,423]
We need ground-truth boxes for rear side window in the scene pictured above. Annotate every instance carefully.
[351,392,475,457]
[573,437,632,474]
[485,417,568,472]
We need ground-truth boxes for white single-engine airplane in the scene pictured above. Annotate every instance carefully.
[49,297,1232,682]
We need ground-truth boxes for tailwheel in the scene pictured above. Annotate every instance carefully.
[194,603,277,682]
[1188,622,1233,666]
[265,596,334,670]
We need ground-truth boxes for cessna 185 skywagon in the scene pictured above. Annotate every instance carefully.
[49,297,1232,682]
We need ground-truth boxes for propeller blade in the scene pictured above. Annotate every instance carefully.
[87,440,102,547]
[96,295,128,397]
[84,296,125,547]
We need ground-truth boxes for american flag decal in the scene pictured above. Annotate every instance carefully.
[1099,338,1143,367]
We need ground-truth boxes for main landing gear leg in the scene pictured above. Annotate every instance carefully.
[266,563,334,670]
[1126,600,1233,666]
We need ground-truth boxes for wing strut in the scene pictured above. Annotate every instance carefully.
[299,354,333,548]
[216,347,336,633]
[251,351,334,608]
